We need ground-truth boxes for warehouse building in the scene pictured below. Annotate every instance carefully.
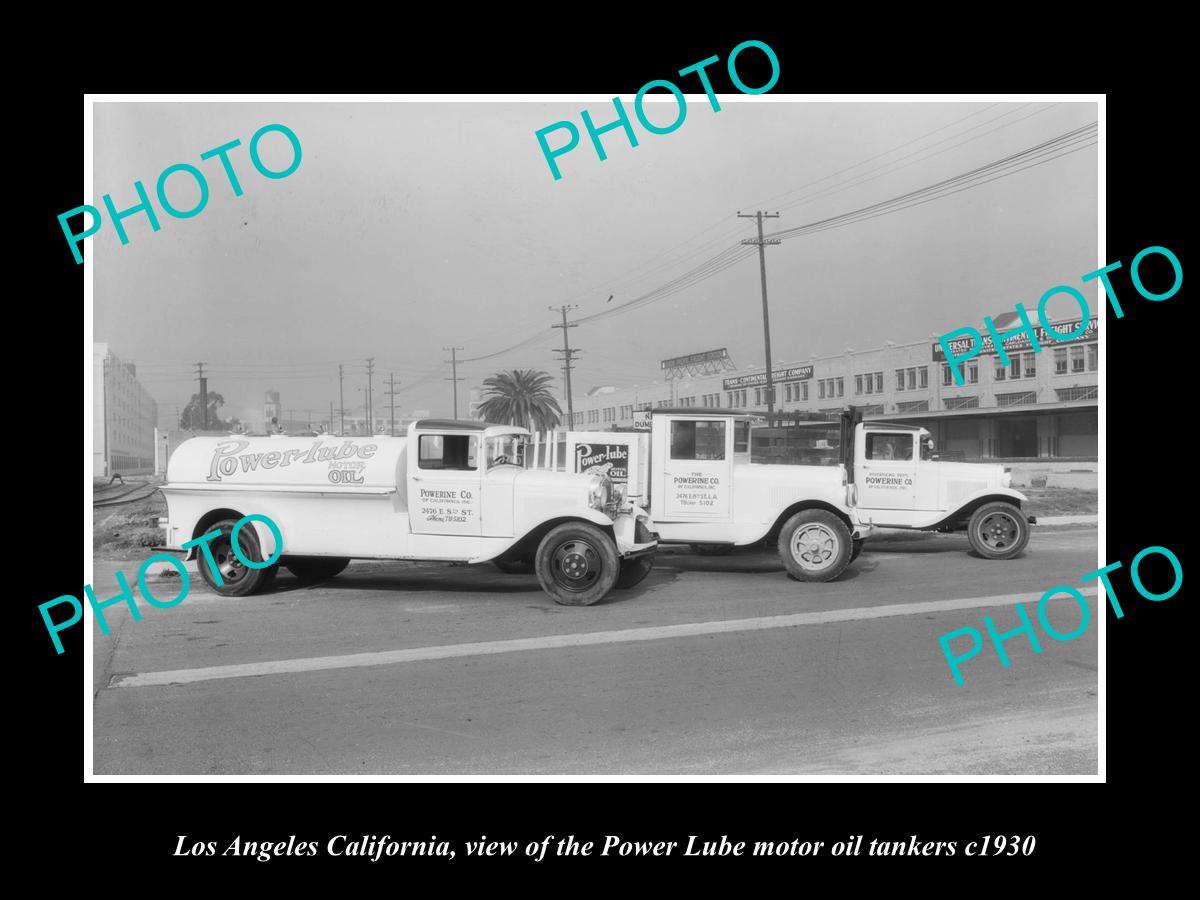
[567,315,1098,461]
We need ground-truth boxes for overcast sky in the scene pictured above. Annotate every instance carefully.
[92,99,1098,429]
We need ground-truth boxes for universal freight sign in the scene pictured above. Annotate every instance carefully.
[661,349,729,370]
[723,366,812,390]
[932,317,1098,362]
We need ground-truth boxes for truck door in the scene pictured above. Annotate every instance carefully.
[857,429,919,511]
[661,418,732,519]
[409,431,484,535]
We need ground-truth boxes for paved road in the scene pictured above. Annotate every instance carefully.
[92,528,1099,775]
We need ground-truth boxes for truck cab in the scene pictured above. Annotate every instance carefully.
[160,419,657,606]
[846,417,1034,559]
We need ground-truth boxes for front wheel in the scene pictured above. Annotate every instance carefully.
[195,518,278,596]
[535,522,620,606]
[778,510,853,583]
[967,502,1030,560]
[615,554,654,589]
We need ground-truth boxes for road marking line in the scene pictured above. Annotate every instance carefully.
[109,587,1099,689]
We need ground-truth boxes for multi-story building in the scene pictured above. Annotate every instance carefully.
[566,315,1098,460]
[94,343,159,477]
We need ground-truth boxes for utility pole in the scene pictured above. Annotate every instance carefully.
[384,373,400,436]
[550,305,580,426]
[443,347,464,419]
[738,210,781,414]
[329,401,334,433]
[194,362,207,429]
[338,364,345,435]
[365,358,375,434]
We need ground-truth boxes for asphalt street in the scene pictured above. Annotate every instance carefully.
[91,527,1099,775]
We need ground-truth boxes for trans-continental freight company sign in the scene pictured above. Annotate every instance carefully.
[723,366,813,390]
[931,317,1098,362]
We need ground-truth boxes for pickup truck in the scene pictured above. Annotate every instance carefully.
[159,418,657,606]
[558,407,1033,583]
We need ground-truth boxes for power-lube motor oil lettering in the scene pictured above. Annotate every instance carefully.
[576,443,630,482]
[207,439,377,482]
[418,488,475,524]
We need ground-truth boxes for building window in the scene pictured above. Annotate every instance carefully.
[1022,352,1036,378]
[919,366,928,389]
[1055,386,1098,402]
[1071,345,1086,373]
[836,377,844,397]
[801,382,809,401]
[967,361,979,384]
[1009,356,1021,379]
[896,400,930,413]
[896,369,905,391]
[855,375,863,395]
[818,380,826,399]
[942,364,953,386]
[994,359,1007,381]
[944,396,979,410]
[1054,348,1068,374]
[874,372,883,393]
[906,368,916,391]
[1087,343,1098,371]
[997,391,1037,407]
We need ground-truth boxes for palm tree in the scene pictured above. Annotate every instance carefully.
[477,369,562,432]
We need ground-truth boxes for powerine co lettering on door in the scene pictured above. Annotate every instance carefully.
[665,419,730,518]
[413,486,479,533]
[575,442,630,482]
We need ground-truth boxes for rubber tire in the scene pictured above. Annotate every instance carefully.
[689,543,734,556]
[284,556,351,583]
[967,502,1030,560]
[615,554,655,589]
[195,518,278,597]
[850,538,864,564]
[778,510,853,583]
[535,522,620,606]
[493,557,535,575]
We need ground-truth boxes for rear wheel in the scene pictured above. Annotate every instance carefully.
[493,557,535,575]
[195,518,278,596]
[535,522,619,606]
[284,556,350,583]
[689,543,734,556]
[967,502,1030,560]
[615,554,654,589]
[778,510,852,582]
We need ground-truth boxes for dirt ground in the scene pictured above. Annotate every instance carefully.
[1019,486,1098,518]
[92,482,167,560]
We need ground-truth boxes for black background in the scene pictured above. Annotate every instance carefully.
[24,22,1187,882]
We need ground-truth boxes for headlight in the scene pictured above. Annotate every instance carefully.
[588,475,612,512]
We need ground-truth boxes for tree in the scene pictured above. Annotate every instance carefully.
[477,369,562,433]
[179,392,234,430]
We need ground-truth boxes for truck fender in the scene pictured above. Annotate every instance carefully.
[468,510,616,564]
[933,488,1031,529]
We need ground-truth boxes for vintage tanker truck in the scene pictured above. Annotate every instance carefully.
[159,419,657,606]
[554,407,1033,583]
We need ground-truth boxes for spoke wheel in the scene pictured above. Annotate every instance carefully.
[778,510,852,583]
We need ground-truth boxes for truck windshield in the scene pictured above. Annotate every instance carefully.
[486,435,526,469]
